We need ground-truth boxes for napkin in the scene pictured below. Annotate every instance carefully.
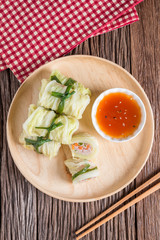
[0,0,142,82]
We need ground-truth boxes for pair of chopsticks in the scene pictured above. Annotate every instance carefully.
[75,172,160,239]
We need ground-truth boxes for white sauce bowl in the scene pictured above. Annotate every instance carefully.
[91,88,146,142]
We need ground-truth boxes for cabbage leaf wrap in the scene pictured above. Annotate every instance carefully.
[69,133,98,160]
[22,105,79,144]
[19,132,61,158]
[38,73,91,119]
[50,70,91,96]
[64,158,99,183]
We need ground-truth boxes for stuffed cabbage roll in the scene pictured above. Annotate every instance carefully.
[22,105,79,144]
[50,70,91,96]
[69,133,98,160]
[38,77,91,119]
[19,132,61,158]
[65,158,99,183]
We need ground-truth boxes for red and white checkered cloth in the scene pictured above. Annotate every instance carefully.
[0,0,142,82]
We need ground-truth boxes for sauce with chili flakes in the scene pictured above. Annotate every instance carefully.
[96,92,141,138]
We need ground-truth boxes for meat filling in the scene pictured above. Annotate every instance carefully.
[71,143,91,155]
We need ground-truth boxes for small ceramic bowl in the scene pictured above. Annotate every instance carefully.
[91,88,146,142]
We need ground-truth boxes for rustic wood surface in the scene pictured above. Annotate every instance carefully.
[0,0,159,239]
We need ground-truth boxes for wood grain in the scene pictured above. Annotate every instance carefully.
[0,0,159,239]
[130,0,160,239]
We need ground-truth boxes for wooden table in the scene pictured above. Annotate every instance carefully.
[0,0,159,239]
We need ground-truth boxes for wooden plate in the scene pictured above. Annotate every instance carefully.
[7,55,154,202]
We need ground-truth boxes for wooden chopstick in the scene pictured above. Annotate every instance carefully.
[76,172,160,239]
[76,182,160,240]
[76,172,160,235]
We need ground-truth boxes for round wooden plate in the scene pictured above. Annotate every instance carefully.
[7,55,154,202]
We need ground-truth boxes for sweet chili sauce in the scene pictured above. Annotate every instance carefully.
[96,92,141,138]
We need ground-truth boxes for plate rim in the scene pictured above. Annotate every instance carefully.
[7,55,154,202]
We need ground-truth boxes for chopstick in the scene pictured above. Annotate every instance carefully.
[76,172,160,240]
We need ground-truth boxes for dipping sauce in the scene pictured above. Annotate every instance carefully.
[96,92,141,138]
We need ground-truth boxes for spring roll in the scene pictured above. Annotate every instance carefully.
[65,158,99,183]
[69,133,98,160]
[22,105,79,144]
